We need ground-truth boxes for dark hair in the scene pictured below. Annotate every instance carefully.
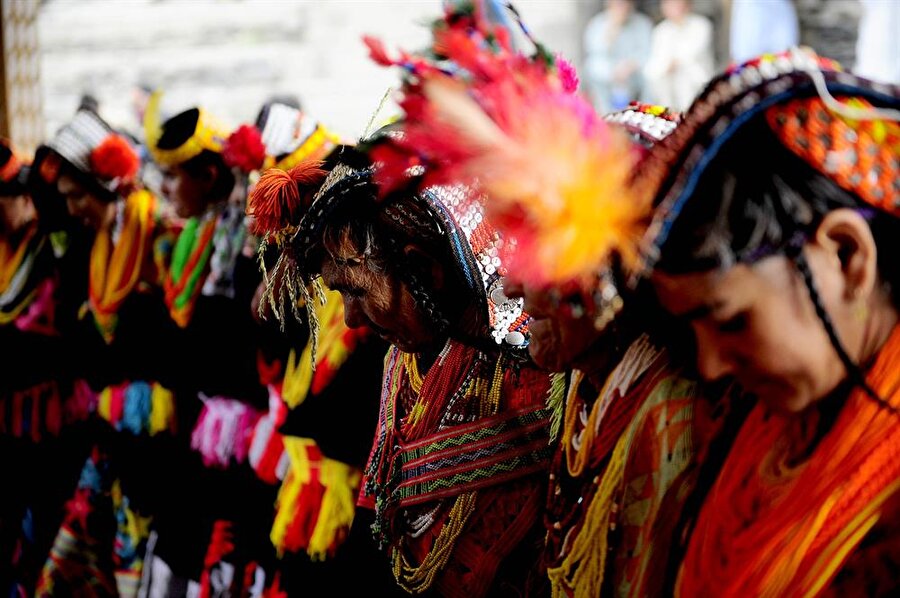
[657,116,900,411]
[181,149,235,202]
[56,155,118,204]
[657,119,900,309]
[156,109,236,200]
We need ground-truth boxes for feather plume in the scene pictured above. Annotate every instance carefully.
[366,1,645,285]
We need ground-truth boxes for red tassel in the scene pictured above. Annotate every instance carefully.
[90,134,139,182]
[247,161,328,237]
[223,124,267,174]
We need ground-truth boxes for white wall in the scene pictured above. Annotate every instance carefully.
[39,0,583,141]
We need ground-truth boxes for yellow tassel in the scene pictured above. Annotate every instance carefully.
[307,458,361,561]
[282,290,348,408]
[270,438,317,556]
[149,384,175,435]
[98,387,112,423]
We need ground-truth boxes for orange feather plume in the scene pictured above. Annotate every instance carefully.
[366,2,646,285]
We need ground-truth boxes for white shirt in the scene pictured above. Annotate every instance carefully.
[855,0,900,84]
[644,14,715,111]
[730,0,799,64]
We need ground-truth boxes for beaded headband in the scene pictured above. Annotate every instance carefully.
[46,110,140,195]
[639,47,900,272]
[260,103,341,172]
[767,97,899,213]
[144,91,230,168]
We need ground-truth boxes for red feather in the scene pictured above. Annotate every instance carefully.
[90,134,139,183]
[248,161,328,237]
[223,125,267,174]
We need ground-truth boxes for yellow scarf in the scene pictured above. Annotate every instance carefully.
[87,190,157,343]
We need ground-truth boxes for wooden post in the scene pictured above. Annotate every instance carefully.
[1,0,43,155]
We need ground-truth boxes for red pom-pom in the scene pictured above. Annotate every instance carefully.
[223,125,266,174]
[90,135,139,182]
[247,160,328,236]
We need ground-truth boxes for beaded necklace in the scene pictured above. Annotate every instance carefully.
[545,335,664,597]
[364,339,506,593]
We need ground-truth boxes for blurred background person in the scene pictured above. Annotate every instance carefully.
[583,0,653,111]
[730,0,799,64]
[644,0,714,111]
[855,0,900,84]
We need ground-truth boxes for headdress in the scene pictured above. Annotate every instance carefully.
[361,0,643,288]
[45,110,140,197]
[640,47,900,272]
[144,91,230,168]
[222,103,341,175]
[0,138,29,197]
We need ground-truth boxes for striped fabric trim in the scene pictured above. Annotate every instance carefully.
[391,407,552,507]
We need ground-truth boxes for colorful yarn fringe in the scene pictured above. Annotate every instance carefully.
[96,381,176,436]
[191,396,261,468]
[280,289,366,408]
[270,438,361,560]
[248,389,290,484]
[0,381,64,441]
[37,448,149,598]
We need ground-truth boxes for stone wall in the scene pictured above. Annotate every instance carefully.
[37,0,580,140]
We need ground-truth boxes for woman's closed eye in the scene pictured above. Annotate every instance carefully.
[715,312,748,334]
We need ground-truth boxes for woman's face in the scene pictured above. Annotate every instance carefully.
[504,278,604,373]
[58,173,115,231]
[653,250,855,413]
[0,195,34,233]
[160,164,208,218]
[321,233,445,355]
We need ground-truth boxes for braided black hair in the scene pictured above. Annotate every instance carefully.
[791,247,900,416]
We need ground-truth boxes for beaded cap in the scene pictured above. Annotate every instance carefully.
[639,47,900,272]
[290,158,529,348]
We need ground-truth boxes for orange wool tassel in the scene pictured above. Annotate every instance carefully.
[247,161,328,238]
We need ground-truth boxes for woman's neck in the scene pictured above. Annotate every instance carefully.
[859,296,899,369]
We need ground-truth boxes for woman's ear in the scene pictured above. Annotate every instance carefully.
[200,162,219,191]
[813,208,878,301]
[403,244,445,290]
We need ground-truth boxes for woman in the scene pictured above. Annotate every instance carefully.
[642,49,900,595]
[142,95,280,595]
[222,108,394,595]
[265,138,551,597]
[0,139,78,596]
[36,109,179,597]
